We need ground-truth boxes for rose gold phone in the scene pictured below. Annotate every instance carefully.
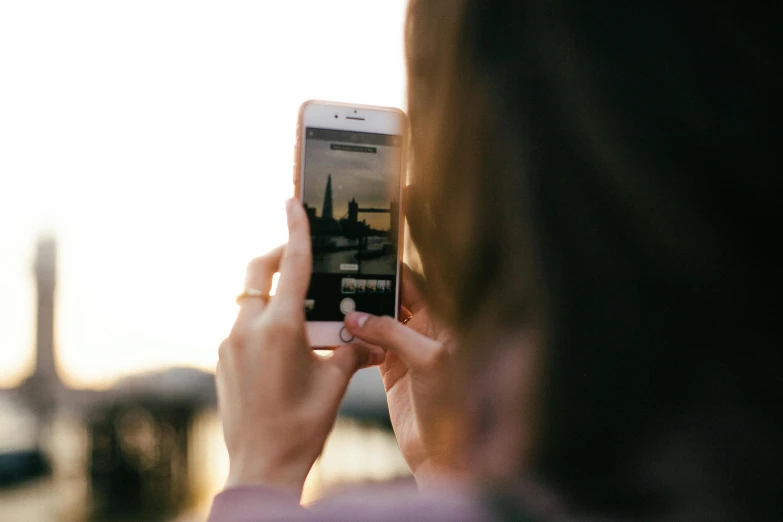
[294,100,408,347]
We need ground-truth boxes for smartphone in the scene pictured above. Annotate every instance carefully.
[294,100,408,347]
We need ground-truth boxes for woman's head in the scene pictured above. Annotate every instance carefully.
[405,0,781,515]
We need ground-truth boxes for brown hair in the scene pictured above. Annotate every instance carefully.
[405,0,782,517]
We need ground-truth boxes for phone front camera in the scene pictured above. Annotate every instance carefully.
[334,114,338,118]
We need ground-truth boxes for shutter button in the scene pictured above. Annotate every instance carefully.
[339,298,356,314]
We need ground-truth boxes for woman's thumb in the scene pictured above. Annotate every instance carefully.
[344,312,442,369]
[328,342,385,380]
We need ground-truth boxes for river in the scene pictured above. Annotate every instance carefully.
[0,406,410,521]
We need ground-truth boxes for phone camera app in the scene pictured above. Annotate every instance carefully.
[341,278,357,294]
[303,126,402,321]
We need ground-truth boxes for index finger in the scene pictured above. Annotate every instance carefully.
[235,245,284,321]
[271,198,312,314]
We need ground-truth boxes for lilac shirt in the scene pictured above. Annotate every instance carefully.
[208,482,495,522]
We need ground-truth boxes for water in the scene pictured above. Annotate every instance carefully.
[313,250,396,275]
[313,236,396,275]
[0,407,410,521]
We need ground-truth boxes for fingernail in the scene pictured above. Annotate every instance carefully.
[347,312,370,328]
[368,348,385,366]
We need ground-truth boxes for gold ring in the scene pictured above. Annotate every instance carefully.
[236,288,270,305]
[403,315,413,325]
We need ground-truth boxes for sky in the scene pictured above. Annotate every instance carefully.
[0,0,408,387]
[303,139,401,230]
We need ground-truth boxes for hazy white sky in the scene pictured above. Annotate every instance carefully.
[0,0,408,387]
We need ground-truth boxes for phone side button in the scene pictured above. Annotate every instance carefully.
[339,327,354,343]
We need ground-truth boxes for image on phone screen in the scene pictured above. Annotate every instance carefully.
[302,127,402,321]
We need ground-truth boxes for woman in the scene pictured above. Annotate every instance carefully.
[209,1,781,520]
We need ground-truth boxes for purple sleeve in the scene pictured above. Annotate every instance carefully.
[207,485,305,522]
[208,482,494,522]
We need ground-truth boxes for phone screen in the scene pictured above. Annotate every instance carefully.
[302,127,403,321]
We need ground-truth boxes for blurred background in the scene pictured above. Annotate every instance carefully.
[0,1,411,520]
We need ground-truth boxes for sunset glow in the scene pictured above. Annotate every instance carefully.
[0,0,408,387]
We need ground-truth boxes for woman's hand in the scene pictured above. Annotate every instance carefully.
[343,266,462,488]
[216,199,384,495]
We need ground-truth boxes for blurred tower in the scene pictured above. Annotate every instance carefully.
[33,237,59,386]
[22,236,62,433]
[322,174,334,220]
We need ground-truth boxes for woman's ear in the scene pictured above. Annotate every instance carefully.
[463,330,541,482]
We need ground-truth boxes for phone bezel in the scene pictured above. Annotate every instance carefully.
[295,100,408,347]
